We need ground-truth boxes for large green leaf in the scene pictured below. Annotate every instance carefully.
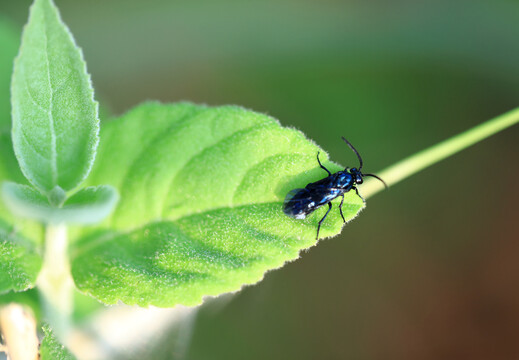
[11,0,99,195]
[71,103,364,307]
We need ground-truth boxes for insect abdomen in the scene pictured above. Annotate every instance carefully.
[283,188,319,219]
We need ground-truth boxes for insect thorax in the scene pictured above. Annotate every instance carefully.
[335,171,354,189]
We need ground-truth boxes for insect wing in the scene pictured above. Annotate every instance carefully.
[283,188,313,219]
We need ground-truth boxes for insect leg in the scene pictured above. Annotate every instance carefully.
[316,202,333,240]
[339,194,346,223]
[317,152,332,176]
[354,187,365,203]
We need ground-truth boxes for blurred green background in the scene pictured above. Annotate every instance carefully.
[1,0,518,359]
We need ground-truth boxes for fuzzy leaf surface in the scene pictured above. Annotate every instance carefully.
[0,132,42,236]
[40,324,77,360]
[0,220,42,293]
[0,133,42,293]
[11,0,99,194]
[71,103,364,306]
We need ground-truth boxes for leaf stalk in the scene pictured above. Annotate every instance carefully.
[36,224,73,342]
[362,107,519,198]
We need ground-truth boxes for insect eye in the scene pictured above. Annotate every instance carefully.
[356,175,363,184]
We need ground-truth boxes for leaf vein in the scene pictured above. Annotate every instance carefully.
[108,108,202,227]
[53,71,74,95]
[23,76,48,113]
[160,122,267,218]
[19,126,50,162]
[43,22,58,186]
[231,152,287,203]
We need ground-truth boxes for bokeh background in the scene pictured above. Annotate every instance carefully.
[1,0,518,359]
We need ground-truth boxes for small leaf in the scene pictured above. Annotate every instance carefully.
[11,0,99,194]
[40,323,77,360]
[2,183,49,217]
[2,183,118,224]
[0,219,42,293]
[72,103,364,306]
[63,185,119,224]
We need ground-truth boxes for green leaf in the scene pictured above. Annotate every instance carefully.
[11,0,99,195]
[0,132,43,241]
[0,17,20,131]
[0,129,43,288]
[2,183,118,224]
[71,103,364,307]
[40,324,77,360]
[0,132,27,189]
[64,186,119,223]
[0,133,24,224]
[0,219,42,293]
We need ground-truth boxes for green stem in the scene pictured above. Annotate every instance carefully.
[36,224,73,342]
[362,107,519,198]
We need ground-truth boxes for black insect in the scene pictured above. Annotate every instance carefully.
[283,137,387,239]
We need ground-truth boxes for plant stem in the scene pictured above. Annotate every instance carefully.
[362,107,519,198]
[0,303,39,360]
[36,224,73,342]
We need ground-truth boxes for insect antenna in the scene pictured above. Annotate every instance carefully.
[363,173,388,189]
[341,137,363,170]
